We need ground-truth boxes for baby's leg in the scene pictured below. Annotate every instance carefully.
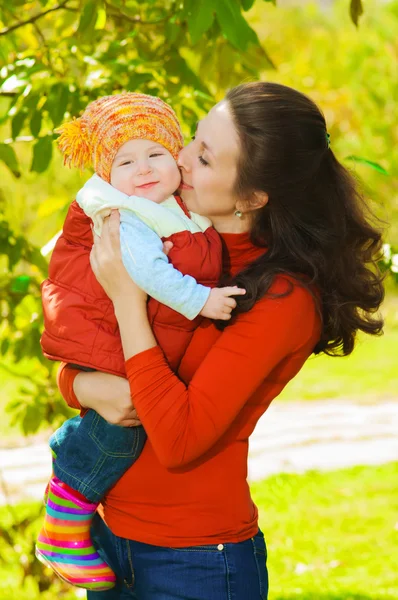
[36,411,146,591]
[50,411,146,503]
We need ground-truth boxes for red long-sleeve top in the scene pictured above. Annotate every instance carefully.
[58,232,322,547]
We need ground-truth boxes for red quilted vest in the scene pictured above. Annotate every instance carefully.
[41,199,222,375]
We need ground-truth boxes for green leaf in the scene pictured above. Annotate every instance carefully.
[345,155,388,175]
[215,0,259,51]
[77,0,98,36]
[187,1,214,45]
[11,111,27,139]
[350,0,364,27]
[95,7,107,29]
[241,0,256,10]
[29,110,42,137]
[0,143,21,178]
[127,72,154,90]
[22,402,43,436]
[30,136,53,173]
[10,275,31,294]
[47,83,69,128]
[1,339,10,355]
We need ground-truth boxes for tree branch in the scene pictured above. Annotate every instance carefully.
[103,0,173,26]
[0,0,72,38]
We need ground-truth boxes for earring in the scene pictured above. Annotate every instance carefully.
[234,210,243,218]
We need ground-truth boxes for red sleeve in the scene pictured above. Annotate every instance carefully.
[125,280,320,468]
[57,363,87,414]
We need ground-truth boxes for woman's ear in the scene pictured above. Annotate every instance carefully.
[236,190,268,214]
[251,190,268,209]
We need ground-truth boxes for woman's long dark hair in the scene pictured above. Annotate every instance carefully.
[221,82,384,356]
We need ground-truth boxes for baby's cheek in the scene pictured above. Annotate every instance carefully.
[169,166,182,192]
[114,177,136,196]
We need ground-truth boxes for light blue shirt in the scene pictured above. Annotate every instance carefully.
[76,175,211,320]
[119,210,210,320]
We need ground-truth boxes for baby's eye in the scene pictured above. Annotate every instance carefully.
[121,161,133,166]
[198,155,209,166]
[150,153,163,158]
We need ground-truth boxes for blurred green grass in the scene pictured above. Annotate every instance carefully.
[252,463,398,600]
[1,463,396,599]
[279,290,398,402]
[0,502,80,600]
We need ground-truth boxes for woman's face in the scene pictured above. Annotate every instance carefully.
[178,101,243,225]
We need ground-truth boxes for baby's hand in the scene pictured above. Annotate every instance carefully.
[200,286,246,321]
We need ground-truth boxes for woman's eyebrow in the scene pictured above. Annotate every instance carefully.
[201,140,214,157]
[196,120,215,157]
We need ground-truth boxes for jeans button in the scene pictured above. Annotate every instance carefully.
[217,544,224,551]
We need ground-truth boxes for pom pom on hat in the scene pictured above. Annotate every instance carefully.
[55,93,184,182]
[55,118,92,170]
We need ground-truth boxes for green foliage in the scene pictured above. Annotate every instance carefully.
[0,502,79,599]
[278,294,398,402]
[0,212,73,434]
[251,0,398,238]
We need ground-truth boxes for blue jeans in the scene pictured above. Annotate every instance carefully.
[49,410,147,502]
[87,513,268,600]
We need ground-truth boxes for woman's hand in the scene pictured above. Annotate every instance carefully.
[90,210,147,307]
[73,370,141,427]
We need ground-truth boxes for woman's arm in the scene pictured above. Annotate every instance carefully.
[90,212,320,467]
[122,284,319,467]
[57,363,141,427]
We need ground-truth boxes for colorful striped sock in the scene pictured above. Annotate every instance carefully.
[35,477,116,591]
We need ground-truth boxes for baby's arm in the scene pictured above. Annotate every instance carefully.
[120,211,210,320]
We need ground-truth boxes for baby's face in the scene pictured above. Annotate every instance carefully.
[110,138,181,203]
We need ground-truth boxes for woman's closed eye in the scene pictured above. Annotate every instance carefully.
[198,155,209,166]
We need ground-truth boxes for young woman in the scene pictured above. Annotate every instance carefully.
[57,82,384,599]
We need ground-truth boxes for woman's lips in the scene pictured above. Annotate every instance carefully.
[179,182,194,190]
[136,181,159,190]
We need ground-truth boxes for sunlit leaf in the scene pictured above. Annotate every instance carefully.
[77,0,98,37]
[11,111,27,139]
[95,7,107,30]
[47,83,70,128]
[350,0,364,27]
[241,0,256,10]
[0,143,21,178]
[215,0,259,51]
[29,110,42,137]
[187,0,215,45]
[30,136,53,173]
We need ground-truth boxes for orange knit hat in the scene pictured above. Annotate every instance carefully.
[56,93,184,182]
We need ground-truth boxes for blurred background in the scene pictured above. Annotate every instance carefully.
[0,0,397,598]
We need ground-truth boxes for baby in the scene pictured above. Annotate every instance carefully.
[36,93,244,591]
